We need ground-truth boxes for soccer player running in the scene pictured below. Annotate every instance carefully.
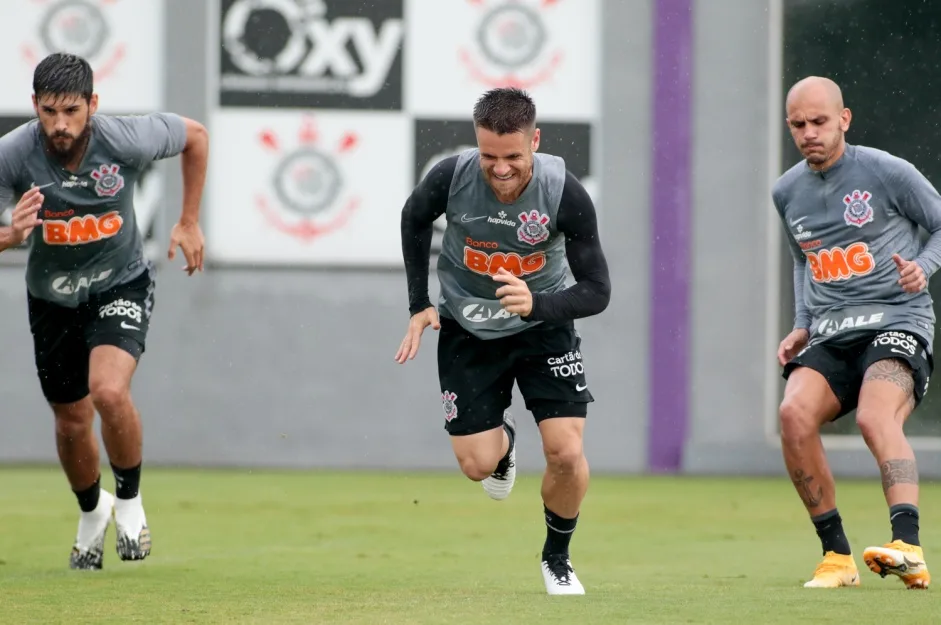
[0,53,208,570]
[774,76,939,589]
[395,87,610,595]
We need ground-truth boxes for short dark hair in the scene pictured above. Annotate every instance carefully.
[472,87,536,135]
[33,53,94,103]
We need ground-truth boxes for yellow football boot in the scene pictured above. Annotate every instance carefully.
[803,551,860,588]
[863,540,930,589]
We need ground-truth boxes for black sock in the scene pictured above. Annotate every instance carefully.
[111,462,142,500]
[812,509,852,556]
[890,504,920,546]
[543,505,578,560]
[74,476,101,513]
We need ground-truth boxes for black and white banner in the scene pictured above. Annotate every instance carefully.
[217,0,405,110]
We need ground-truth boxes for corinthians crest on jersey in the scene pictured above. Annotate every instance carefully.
[517,209,551,245]
[843,189,874,227]
[90,163,125,198]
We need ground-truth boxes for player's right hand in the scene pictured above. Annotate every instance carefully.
[9,186,44,244]
[394,306,440,364]
[777,328,810,366]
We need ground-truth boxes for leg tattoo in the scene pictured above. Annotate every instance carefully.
[880,459,918,494]
[792,469,823,508]
[864,360,915,411]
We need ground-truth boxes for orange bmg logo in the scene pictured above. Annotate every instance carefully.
[43,211,124,246]
[806,242,874,283]
[463,247,546,276]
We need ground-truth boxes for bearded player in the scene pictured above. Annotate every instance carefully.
[0,53,208,569]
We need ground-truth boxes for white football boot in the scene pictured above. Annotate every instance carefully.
[69,489,114,570]
[542,553,586,595]
[114,492,152,561]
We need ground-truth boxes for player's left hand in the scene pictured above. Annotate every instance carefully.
[493,268,533,317]
[168,220,205,276]
[892,254,926,293]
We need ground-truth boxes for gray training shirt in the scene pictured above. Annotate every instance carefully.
[773,143,941,352]
[435,148,571,339]
[0,113,187,307]
[401,149,610,340]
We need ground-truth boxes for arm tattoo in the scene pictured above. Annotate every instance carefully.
[791,469,823,508]
[864,359,915,396]
[880,459,919,493]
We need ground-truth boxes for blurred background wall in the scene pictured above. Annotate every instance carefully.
[2,0,941,478]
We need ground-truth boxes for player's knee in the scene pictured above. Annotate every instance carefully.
[778,398,819,444]
[855,406,896,444]
[544,442,583,474]
[457,454,497,481]
[55,417,91,440]
[53,405,93,439]
[89,381,130,417]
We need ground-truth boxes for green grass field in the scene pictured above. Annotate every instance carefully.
[0,467,938,624]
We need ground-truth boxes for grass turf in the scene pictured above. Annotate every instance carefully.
[0,467,938,624]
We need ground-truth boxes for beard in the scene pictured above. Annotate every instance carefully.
[42,121,91,166]
[802,131,842,165]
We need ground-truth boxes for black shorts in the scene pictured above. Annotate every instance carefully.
[782,329,933,420]
[27,268,156,405]
[437,317,593,436]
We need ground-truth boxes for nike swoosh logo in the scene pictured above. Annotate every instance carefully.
[461,214,487,223]
[903,555,921,568]
[890,348,912,356]
[31,181,55,189]
[789,216,808,226]
[576,383,587,392]
[120,321,140,330]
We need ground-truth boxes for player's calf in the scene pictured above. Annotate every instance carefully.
[89,344,143,458]
[539,417,587,519]
[861,467,927,588]
[95,409,150,560]
[451,421,511,481]
[90,385,141,464]
[448,412,516,499]
[87,345,150,560]
[537,416,588,595]
[53,400,103,499]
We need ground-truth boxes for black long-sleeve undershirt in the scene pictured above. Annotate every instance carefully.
[401,157,455,316]
[400,156,611,322]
